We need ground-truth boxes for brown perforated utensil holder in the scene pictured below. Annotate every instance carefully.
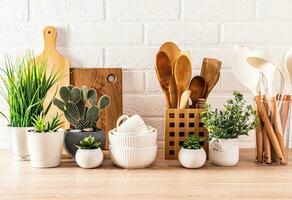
[165,108,208,160]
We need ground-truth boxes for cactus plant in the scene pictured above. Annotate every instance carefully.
[53,86,111,131]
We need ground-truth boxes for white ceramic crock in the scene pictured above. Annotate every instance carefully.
[109,144,157,169]
[27,130,64,168]
[8,126,32,161]
[75,148,103,169]
[178,148,206,169]
[209,138,239,166]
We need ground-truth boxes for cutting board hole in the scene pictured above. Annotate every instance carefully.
[107,74,117,84]
[48,31,51,34]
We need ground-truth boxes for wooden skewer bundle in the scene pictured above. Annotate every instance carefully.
[255,95,291,165]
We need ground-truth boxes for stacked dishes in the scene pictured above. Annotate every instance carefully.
[109,115,157,169]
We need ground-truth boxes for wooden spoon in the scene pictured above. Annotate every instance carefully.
[174,53,192,108]
[155,51,172,107]
[200,58,222,99]
[189,76,206,108]
[179,90,191,109]
[159,42,180,108]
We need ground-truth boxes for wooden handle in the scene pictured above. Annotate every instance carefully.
[43,26,57,52]
[262,126,271,163]
[255,96,286,164]
[169,76,177,108]
[281,95,291,133]
[271,97,286,161]
[255,106,263,163]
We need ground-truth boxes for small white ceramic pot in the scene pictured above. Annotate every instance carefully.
[75,148,103,169]
[178,148,206,169]
[27,129,64,168]
[209,138,239,166]
[8,126,33,161]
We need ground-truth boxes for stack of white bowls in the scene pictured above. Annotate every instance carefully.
[109,115,157,169]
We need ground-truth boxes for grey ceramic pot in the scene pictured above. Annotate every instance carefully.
[64,129,106,158]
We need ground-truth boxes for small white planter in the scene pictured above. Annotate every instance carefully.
[27,130,64,168]
[178,148,206,169]
[209,138,239,166]
[75,148,103,169]
[8,126,33,160]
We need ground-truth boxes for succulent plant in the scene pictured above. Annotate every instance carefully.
[53,86,111,131]
[75,135,101,149]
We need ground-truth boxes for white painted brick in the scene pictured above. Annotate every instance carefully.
[106,48,156,69]
[31,0,103,21]
[147,23,219,45]
[0,0,28,22]
[0,24,68,48]
[222,23,292,44]
[123,71,144,93]
[60,48,103,67]
[257,0,292,19]
[189,49,232,69]
[146,71,162,93]
[183,0,254,21]
[70,23,143,45]
[221,70,251,93]
[123,95,165,117]
[108,0,179,21]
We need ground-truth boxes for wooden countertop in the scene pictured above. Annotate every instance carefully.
[0,149,292,200]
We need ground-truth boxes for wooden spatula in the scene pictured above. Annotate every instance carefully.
[159,42,180,108]
[155,51,172,107]
[189,76,206,108]
[174,53,192,108]
[200,58,222,99]
[35,26,70,126]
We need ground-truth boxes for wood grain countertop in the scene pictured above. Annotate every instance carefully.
[0,149,292,200]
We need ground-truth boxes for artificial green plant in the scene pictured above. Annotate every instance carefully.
[183,135,204,150]
[0,53,62,127]
[32,112,62,133]
[201,91,256,140]
[75,135,101,149]
[53,86,111,131]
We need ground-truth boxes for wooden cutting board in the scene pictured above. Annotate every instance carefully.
[35,26,70,126]
[70,68,123,148]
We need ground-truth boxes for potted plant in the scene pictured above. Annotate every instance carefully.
[27,113,64,168]
[53,86,111,158]
[201,91,256,166]
[75,135,103,169]
[0,54,61,160]
[178,135,206,169]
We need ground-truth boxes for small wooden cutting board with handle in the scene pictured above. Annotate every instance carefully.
[70,68,123,149]
[35,26,70,126]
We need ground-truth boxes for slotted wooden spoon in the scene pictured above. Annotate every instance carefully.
[174,53,192,108]
[200,58,222,99]
[159,42,180,108]
[189,76,206,108]
[155,51,172,107]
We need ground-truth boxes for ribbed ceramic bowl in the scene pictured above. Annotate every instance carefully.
[109,126,157,148]
[109,144,157,169]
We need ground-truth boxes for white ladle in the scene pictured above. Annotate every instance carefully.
[247,50,277,98]
[231,45,259,96]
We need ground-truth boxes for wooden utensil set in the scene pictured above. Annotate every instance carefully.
[155,42,222,109]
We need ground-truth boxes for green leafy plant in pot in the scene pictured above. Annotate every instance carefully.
[201,91,256,166]
[0,53,62,160]
[75,135,103,168]
[27,113,64,168]
[53,85,111,158]
[178,135,206,169]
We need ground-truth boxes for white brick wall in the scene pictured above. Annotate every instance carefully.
[1,0,292,149]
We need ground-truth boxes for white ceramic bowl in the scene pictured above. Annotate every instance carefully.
[109,127,157,148]
[109,145,157,169]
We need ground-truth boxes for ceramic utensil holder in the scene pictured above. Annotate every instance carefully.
[164,108,208,160]
[255,95,291,165]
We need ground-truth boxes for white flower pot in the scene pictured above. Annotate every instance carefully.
[178,148,206,169]
[8,126,32,160]
[75,148,103,169]
[209,138,239,166]
[27,130,64,168]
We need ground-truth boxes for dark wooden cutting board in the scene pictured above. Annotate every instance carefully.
[70,68,122,148]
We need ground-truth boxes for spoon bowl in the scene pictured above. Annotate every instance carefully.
[189,76,206,108]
